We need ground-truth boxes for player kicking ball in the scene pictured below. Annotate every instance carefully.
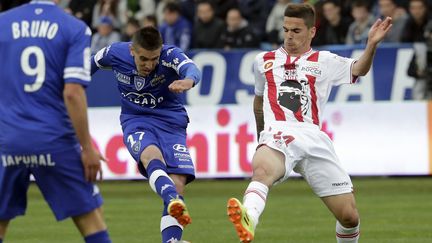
[91,27,201,243]
[227,3,392,243]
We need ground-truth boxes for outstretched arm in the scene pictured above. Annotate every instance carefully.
[352,17,393,76]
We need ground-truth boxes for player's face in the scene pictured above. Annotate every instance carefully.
[130,45,162,76]
[283,17,315,56]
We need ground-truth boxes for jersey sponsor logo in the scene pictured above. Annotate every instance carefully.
[161,59,177,69]
[1,154,55,167]
[278,79,310,115]
[301,63,322,76]
[331,181,350,187]
[150,74,166,87]
[174,152,192,162]
[263,60,274,71]
[122,92,163,108]
[114,70,131,84]
[172,144,188,152]
[134,76,145,91]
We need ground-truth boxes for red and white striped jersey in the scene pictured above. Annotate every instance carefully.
[254,47,357,129]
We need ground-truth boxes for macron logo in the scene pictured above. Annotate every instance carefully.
[161,184,173,194]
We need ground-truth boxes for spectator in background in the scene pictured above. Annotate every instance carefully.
[346,0,375,44]
[314,0,352,46]
[266,0,292,48]
[218,8,260,50]
[156,0,195,27]
[142,14,158,27]
[121,17,140,41]
[133,0,156,21]
[159,1,193,50]
[65,0,96,27]
[209,0,238,20]
[405,0,431,100]
[92,0,127,30]
[401,0,429,42]
[91,16,121,53]
[378,0,408,42]
[238,0,269,42]
[193,0,224,49]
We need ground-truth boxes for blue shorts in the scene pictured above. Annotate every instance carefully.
[123,117,195,184]
[0,146,103,221]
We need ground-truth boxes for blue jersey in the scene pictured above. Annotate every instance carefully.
[0,1,92,153]
[91,43,201,128]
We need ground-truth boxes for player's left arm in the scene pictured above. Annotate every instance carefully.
[352,17,392,76]
[168,48,201,93]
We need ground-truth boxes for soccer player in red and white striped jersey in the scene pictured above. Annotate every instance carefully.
[227,3,392,243]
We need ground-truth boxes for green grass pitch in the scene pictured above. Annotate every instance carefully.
[5,177,432,243]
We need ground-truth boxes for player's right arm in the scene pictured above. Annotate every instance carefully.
[64,23,104,182]
[91,46,113,75]
[253,53,266,141]
[64,84,103,182]
[254,95,264,141]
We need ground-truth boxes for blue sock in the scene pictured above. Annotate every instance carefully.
[161,213,183,243]
[84,230,111,243]
[147,159,179,205]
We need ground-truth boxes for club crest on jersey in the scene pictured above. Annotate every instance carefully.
[134,76,146,91]
[132,140,141,154]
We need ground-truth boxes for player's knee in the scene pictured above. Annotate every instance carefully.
[339,208,359,228]
[140,146,164,168]
[252,166,275,187]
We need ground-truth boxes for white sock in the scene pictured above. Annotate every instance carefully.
[242,181,269,227]
[336,220,360,243]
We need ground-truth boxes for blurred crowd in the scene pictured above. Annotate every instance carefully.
[1,0,432,99]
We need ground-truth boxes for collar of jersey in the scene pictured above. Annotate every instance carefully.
[279,47,313,58]
[30,0,55,5]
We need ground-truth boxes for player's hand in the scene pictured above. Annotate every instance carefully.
[368,17,392,45]
[169,79,194,93]
[81,147,105,182]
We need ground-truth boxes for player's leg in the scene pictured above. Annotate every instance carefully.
[227,145,286,243]
[304,131,360,243]
[167,174,191,226]
[31,147,111,243]
[72,207,111,243]
[0,220,9,242]
[139,145,189,243]
[322,193,360,243]
[0,159,31,242]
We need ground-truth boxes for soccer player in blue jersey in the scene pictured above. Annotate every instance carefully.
[91,26,201,243]
[0,1,112,243]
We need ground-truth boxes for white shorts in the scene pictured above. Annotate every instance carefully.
[258,123,353,197]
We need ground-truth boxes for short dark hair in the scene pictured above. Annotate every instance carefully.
[132,26,163,51]
[284,3,316,28]
[164,1,181,14]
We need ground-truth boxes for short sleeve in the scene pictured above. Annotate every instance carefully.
[324,51,358,86]
[254,53,266,96]
[64,25,92,86]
